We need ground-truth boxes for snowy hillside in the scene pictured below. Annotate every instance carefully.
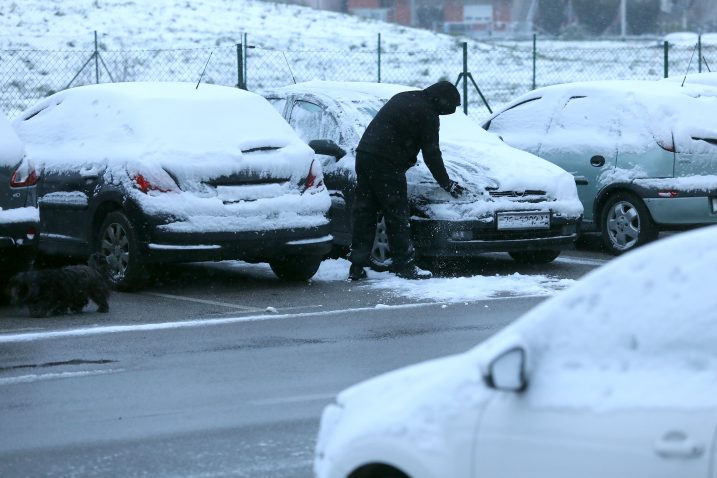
[0,0,707,119]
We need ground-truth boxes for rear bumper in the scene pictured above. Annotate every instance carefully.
[412,216,579,257]
[0,221,38,273]
[141,224,333,263]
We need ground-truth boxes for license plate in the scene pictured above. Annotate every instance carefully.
[497,212,550,230]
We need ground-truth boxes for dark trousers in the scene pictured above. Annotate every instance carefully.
[349,151,414,271]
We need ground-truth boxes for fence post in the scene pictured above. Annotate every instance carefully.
[698,34,702,73]
[237,43,244,89]
[94,31,100,84]
[462,42,468,115]
[377,33,382,83]
[532,33,537,90]
[243,33,248,90]
[664,41,669,78]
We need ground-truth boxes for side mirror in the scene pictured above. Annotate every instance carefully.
[309,139,346,160]
[486,347,527,392]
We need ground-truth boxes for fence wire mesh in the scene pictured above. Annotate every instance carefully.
[2,39,716,121]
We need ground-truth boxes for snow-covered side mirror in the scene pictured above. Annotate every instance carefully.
[485,347,527,392]
[309,139,346,161]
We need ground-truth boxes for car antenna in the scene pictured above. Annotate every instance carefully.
[282,52,297,84]
[196,50,214,89]
[681,42,698,87]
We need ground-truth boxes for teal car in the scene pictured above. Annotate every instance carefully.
[482,80,717,254]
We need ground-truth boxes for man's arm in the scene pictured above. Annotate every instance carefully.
[420,115,451,188]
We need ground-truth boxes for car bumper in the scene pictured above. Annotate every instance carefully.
[644,196,717,226]
[141,224,334,263]
[0,221,38,272]
[411,216,579,257]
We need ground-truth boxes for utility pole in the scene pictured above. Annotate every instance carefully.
[620,0,627,38]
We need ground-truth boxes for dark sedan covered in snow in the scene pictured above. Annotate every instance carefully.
[14,82,332,290]
[266,81,583,269]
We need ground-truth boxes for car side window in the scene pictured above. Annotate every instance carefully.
[289,100,323,143]
[486,97,548,153]
[321,113,341,144]
[546,96,618,151]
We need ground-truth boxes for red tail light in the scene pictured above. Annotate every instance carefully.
[131,173,177,194]
[303,160,324,193]
[10,164,38,188]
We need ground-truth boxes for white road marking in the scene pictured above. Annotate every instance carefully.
[555,256,609,266]
[143,292,265,312]
[0,368,125,386]
[0,296,545,344]
[249,393,336,406]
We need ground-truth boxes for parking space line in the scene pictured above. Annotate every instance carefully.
[142,292,265,312]
[0,295,544,344]
[249,393,336,406]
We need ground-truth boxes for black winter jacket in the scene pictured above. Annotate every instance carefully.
[356,81,460,189]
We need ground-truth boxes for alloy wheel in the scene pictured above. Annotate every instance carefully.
[101,222,130,281]
[605,200,640,251]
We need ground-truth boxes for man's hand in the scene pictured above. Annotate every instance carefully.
[444,180,465,198]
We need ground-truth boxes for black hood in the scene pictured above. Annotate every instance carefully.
[423,81,461,115]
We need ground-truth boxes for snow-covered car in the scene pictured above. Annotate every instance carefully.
[265,81,583,268]
[315,225,717,478]
[482,80,717,255]
[13,82,332,290]
[0,110,38,289]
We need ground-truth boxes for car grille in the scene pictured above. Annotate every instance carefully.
[473,228,564,241]
[488,190,548,203]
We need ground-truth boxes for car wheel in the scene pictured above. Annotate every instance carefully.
[97,211,148,291]
[269,255,323,281]
[601,192,657,255]
[369,215,393,272]
[509,249,560,264]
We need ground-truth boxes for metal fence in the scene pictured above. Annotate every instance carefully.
[2,33,716,121]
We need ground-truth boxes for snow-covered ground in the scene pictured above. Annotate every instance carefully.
[221,258,575,304]
[2,0,714,119]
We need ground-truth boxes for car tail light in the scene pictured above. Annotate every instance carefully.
[131,171,178,194]
[303,160,325,194]
[10,162,38,188]
[656,134,675,153]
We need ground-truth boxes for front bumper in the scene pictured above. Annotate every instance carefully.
[140,224,333,263]
[411,215,579,257]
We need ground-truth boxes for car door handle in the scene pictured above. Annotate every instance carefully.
[573,175,588,186]
[590,155,605,167]
[654,431,704,459]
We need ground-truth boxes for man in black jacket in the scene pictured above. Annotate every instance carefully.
[348,81,465,281]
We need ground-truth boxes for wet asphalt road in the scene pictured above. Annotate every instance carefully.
[0,242,613,477]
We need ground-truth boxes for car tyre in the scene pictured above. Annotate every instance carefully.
[509,249,561,264]
[600,192,657,255]
[97,211,149,291]
[270,255,323,281]
[369,214,393,272]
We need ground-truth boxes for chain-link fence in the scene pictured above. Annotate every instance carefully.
[2,34,716,122]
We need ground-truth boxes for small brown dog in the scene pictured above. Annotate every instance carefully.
[7,253,111,318]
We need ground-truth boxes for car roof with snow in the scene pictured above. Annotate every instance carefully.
[13,82,309,168]
[487,79,717,151]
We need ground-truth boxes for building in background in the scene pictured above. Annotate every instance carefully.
[278,0,717,37]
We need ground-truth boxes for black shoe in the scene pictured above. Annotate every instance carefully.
[395,266,432,280]
[348,264,367,281]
